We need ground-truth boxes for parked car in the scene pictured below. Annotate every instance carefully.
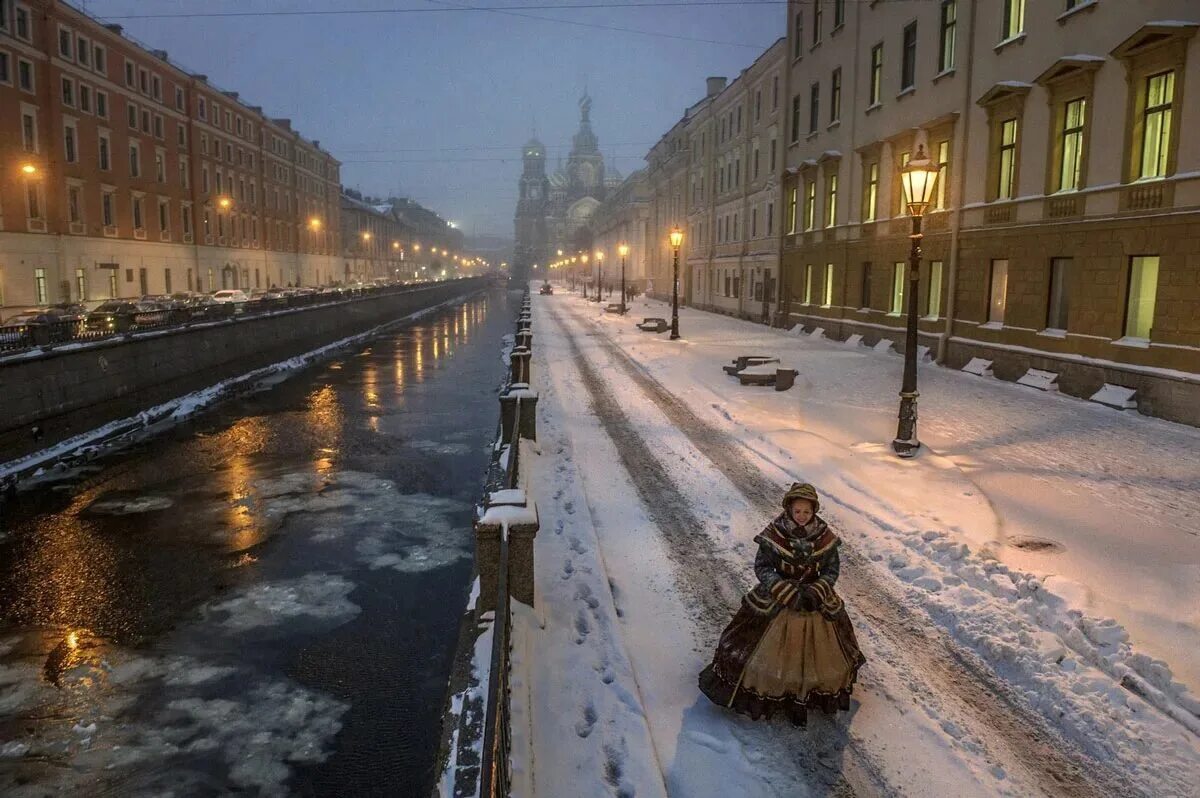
[140,295,191,323]
[84,301,140,332]
[211,289,250,304]
[0,309,77,347]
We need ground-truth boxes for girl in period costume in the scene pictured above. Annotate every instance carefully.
[699,483,865,726]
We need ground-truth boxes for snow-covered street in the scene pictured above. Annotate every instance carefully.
[516,290,1200,797]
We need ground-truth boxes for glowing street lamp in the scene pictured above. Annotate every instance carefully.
[892,142,942,457]
[581,253,590,299]
[308,216,322,230]
[20,163,39,177]
[669,226,683,340]
[618,242,629,314]
[593,250,604,303]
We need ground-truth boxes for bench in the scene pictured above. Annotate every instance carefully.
[737,365,798,391]
[722,355,779,376]
[605,303,625,314]
[637,317,668,332]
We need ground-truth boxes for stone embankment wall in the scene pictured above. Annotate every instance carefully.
[0,278,488,463]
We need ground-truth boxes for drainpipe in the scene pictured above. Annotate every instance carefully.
[938,0,979,364]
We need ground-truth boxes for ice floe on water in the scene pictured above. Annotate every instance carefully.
[83,494,175,515]
[409,439,475,456]
[203,573,360,632]
[0,634,348,797]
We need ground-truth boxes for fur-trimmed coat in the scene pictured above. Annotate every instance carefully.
[743,512,844,618]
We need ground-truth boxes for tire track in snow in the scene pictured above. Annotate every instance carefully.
[546,307,873,797]
[559,301,1137,798]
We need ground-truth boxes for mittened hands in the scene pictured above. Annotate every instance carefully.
[797,585,823,612]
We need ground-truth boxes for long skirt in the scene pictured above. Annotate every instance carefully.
[698,600,865,726]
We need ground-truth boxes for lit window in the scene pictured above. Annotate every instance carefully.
[1058,99,1086,191]
[891,263,904,314]
[869,44,883,106]
[825,173,837,227]
[997,119,1018,199]
[865,162,879,221]
[927,261,943,319]
[804,264,815,304]
[1001,0,1025,41]
[822,264,834,307]
[934,141,950,210]
[1139,71,1174,179]
[988,260,1009,324]
[1124,256,1159,339]
[804,180,816,230]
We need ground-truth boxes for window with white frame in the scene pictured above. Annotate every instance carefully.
[14,3,30,42]
[996,119,1018,199]
[93,44,106,74]
[79,84,91,113]
[21,108,37,151]
[101,188,115,227]
[864,161,879,221]
[98,130,111,170]
[939,1,957,73]
[825,172,837,227]
[63,120,77,163]
[67,182,83,224]
[132,194,145,230]
[96,89,107,118]
[58,25,73,60]
[76,36,89,67]
[124,59,135,88]
[17,57,33,91]
[129,141,141,178]
[1058,99,1086,191]
[1139,71,1175,179]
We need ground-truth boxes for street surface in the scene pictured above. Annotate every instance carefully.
[0,291,512,796]
[515,289,1200,797]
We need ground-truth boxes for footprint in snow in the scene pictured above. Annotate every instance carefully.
[575,582,600,609]
[575,702,598,738]
[569,537,587,555]
[562,559,574,579]
[564,501,575,515]
[574,609,590,642]
[555,519,565,536]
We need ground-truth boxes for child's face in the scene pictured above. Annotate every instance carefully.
[789,499,815,527]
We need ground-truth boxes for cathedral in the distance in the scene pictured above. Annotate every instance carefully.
[513,92,622,283]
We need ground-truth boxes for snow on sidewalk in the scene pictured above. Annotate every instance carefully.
[522,299,1059,796]
[523,294,1200,796]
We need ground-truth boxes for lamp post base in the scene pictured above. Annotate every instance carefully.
[891,438,921,457]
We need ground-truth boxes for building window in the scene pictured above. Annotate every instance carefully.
[997,119,1018,199]
[1139,71,1175,179]
[770,138,777,171]
[61,76,75,107]
[1046,257,1071,330]
[138,67,148,94]
[1001,0,1025,41]
[101,190,115,226]
[76,268,87,300]
[124,59,135,88]
[0,52,9,85]
[34,268,47,304]
[1057,98,1086,191]
[791,94,801,142]
[812,2,822,46]
[804,264,815,304]
[14,3,30,40]
[869,43,883,106]
[825,173,837,227]
[934,141,950,210]
[79,84,92,113]
[17,57,32,91]
[127,102,138,129]
[96,90,107,118]
[751,206,758,237]
[939,1,957,73]
[927,261,943,319]
[773,74,779,108]
[180,155,189,188]
[890,263,905,314]
[767,201,774,236]
[132,195,144,230]
[864,161,879,221]
[1124,256,1159,339]
[809,83,819,133]
[830,68,842,123]
[154,114,164,139]
[822,264,834,307]
[896,150,911,214]
[804,180,816,230]
[901,22,917,91]
[151,75,161,101]
[834,0,845,29]
[158,198,170,232]
[198,97,207,121]
[98,132,110,170]
[21,110,36,152]
[787,187,798,233]
[64,122,77,163]
[58,26,73,59]
[67,184,82,223]
[93,44,106,74]
[793,12,803,59]
[182,203,193,237]
[988,259,1009,324]
[175,86,184,111]
[155,150,165,182]
[860,262,872,309]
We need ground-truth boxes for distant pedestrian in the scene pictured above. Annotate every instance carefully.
[699,482,865,726]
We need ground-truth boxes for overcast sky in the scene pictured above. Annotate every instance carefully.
[84,0,782,237]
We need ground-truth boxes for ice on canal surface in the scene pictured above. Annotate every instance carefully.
[203,573,361,632]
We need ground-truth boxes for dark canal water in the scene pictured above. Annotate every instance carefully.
[0,288,514,796]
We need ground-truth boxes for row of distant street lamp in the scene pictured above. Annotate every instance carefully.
[541,143,942,459]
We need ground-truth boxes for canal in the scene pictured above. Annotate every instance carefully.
[0,288,513,796]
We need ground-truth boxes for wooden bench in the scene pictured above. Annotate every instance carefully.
[737,365,798,391]
[637,317,668,332]
[722,355,779,376]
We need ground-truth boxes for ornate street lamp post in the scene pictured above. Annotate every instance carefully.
[618,242,629,314]
[669,226,683,340]
[892,143,942,458]
[581,253,589,299]
[593,251,604,303]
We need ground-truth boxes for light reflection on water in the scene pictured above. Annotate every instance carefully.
[0,291,509,796]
